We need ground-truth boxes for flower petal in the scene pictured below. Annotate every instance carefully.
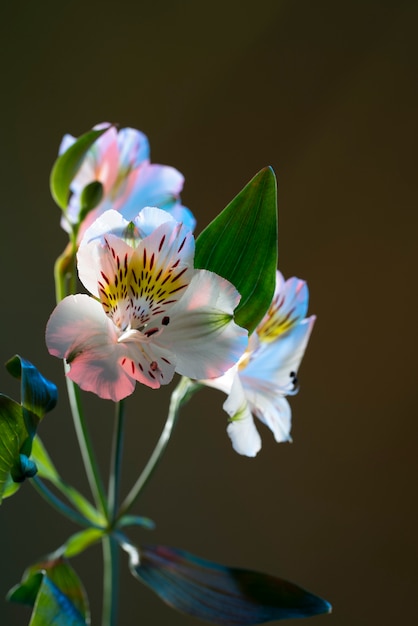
[224,374,262,457]
[159,270,248,380]
[118,330,177,389]
[117,127,149,169]
[45,295,136,401]
[119,164,185,222]
[244,316,316,390]
[257,272,310,342]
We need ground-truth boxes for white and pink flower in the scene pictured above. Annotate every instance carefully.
[60,123,195,238]
[46,208,247,402]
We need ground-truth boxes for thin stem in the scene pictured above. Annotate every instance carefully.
[101,535,119,626]
[54,242,75,302]
[108,401,125,523]
[117,377,199,519]
[65,371,108,518]
[31,476,92,528]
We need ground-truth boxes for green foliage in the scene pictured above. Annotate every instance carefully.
[60,528,104,558]
[132,544,332,624]
[0,357,57,503]
[31,437,106,527]
[195,167,278,335]
[50,125,109,211]
[8,557,89,626]
[0,396,34,500]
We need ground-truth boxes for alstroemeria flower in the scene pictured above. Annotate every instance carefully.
[60,123,195,238]
[203,271,316,457]
[46,208,247,402]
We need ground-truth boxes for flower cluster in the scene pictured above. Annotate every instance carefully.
[47,124,315,454]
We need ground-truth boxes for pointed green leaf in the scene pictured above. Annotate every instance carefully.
[8,557,90,625]
[29,576,87,626]
[31,437,106,527]
[195,167,278,334]
[50,125,110,210]
[132,545,331,624]
[60,528,104,558]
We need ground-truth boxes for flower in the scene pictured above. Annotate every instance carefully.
[60,123,195,238]
[46,208,247,402]
[203,271,316,456]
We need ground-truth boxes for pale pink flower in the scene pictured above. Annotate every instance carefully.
[46,208,247,402]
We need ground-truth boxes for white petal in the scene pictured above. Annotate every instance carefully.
[247,391,292,443]
[158,270,248,380]
[45,295,136,401]
[244,316,316,390]
[224,375,261,457]
[118,164,184,222]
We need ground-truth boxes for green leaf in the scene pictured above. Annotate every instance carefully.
[29,577,87,626]
[79,181,104,219]
[195,167,278,335]
[0,357,58,502]
[132,544,332,624]
[6,355,58,422]
[31,437,106,527]
[50,125,110,210]
[117,515,156,530]
[0,395,36,501]
[60,528,104,558]
[8,557,90,625]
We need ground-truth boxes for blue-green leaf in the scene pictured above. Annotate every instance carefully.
[0,357,57,501]
[6,355,57,421]
[29,576,87,626]
[50,125,110,211]
[195,167,278,335]
[132,545,331,624]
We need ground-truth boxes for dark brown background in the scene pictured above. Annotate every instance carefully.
[0,1,417,624]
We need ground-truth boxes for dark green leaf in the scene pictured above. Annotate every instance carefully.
[195,167,278,334]
[0,395,34,501]
[50,125,110,210]
[0,357,58,500]
[8,556,89,625]
[79,181,104,221]
[132,545,331,624]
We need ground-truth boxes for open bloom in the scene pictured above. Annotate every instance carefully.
[60,123,195,238]
[203,272,316,456]
[46,208,247,401]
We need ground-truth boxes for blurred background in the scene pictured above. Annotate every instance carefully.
[0,0,417,624]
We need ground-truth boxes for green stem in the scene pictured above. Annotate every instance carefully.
[117,377,199,519]
[101,535,119,626]
[65,371,108,518]
[31,476,92,528]
[108,401,125,523]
